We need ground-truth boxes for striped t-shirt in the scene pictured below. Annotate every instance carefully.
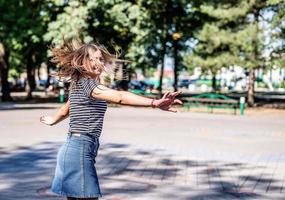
[68,77,107,138]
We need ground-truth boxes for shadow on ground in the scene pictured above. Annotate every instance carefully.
[0,141,284,200]
[0,102,59,111]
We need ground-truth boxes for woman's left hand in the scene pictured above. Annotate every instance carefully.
[40,116,55,126]
[153,91,183,112]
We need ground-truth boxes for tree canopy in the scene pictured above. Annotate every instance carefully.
[0,0,284,105]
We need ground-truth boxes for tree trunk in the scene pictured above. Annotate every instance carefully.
[46,62,51,89]
[212,74,217,92]
[26,54,36,100]
[247,69,255,106]
[247,9,259,107]
[142,66,146,77]
[37,65,41,81]
[173,40,178,92]
[158,16,167,97]
[120,63,129,91]
[158,44,166,97]
[0,43,13,102]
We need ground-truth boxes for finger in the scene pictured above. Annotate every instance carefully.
[168,91,181,99]
[162,92,170,99]
[173,99,183,105]
[171,91,182,98]
[162,92,168,99]
[167,93,175,99]
[164,94,175,103]
[167,107,178,113]
[165,92,173,99]
[172,91,181,96]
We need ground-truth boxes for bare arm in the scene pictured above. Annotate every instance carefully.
[91,85,183,112]
[40,100,70,126]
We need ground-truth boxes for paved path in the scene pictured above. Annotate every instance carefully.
[0,104,285,199]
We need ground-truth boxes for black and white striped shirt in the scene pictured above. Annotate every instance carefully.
[68,77,107,138]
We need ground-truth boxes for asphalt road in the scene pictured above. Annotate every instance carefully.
[0,104,284,199]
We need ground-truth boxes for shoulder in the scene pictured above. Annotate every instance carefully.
[78,77,100,96]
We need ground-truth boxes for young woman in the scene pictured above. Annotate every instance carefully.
[40,40,182,200]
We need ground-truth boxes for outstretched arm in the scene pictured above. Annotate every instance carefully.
[91,85,183,112]
[40,100,70,126]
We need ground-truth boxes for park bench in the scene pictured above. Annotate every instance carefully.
[182,93,244,115]
[129,89,158,98]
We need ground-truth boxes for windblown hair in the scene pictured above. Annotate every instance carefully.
[50,39,122,84]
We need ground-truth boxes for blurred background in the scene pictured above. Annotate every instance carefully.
[0,0,284,107]
[0,1,285,200]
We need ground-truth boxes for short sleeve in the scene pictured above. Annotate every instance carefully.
[81,78,99,97]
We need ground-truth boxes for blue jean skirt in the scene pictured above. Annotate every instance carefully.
[51,133,102,198]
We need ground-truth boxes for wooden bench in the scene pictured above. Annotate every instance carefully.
[182,93,240,115]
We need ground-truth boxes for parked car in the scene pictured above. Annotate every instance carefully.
[38,79,48,87]
[178,79,191,88]
[129,80,154,90]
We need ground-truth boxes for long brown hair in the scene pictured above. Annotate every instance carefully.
[50,39,122,84]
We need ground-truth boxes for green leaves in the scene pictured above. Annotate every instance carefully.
[200,2,250,22]
[0,0,283,88]
[44,0,89,46]
[184,0,284,74]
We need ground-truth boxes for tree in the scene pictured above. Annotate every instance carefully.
[184,0,284,106]
[133,0,202,95]
[45,0,146,90]
[0,42,12,101]
[184,1,247,91]
[89,0,146,90]
[0,0,19,101]
[21,1,50,99]
[44,0,91,46]
[233,0,283,106]
[169,0,200,92]
[45,0,204,94]
[0,0,53,100]
[269,0,285,68]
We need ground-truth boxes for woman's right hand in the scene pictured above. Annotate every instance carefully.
[40,116,55,126]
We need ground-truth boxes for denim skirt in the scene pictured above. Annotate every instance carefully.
[51,133,102,198]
